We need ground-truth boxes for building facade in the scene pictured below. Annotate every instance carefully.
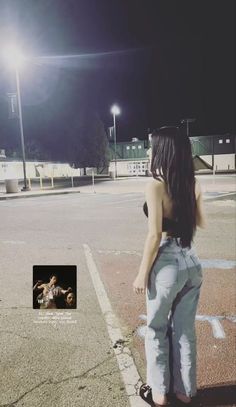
[108,134,236,176]
[190,135,235,171]
[1,135,235,181]
[108,139,150,176]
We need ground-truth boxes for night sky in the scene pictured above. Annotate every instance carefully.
[0,0,235,150]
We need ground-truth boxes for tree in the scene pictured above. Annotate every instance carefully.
[65,109,110,174]
[25,140,50,160]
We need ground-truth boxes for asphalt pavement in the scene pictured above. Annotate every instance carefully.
[0,175,235,407]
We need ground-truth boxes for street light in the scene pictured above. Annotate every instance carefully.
[181,118,196,138]
[2,46,30,191]
[110,104,120,178]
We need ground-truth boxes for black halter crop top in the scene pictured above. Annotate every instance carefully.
[143,201,181,236]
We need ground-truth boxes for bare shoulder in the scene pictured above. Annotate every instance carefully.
[145,178,164,192]
[145,178,165,201]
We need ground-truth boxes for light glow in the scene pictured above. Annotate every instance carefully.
[111,104,120,116]
[2,46,25,69]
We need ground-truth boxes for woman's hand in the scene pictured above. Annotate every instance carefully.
[133,273,148,294]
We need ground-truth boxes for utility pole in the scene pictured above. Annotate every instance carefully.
[181,118,196,137]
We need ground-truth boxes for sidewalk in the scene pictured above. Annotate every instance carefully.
[0,174,235,200]
[0,177,136,200]
[0,185,83,200]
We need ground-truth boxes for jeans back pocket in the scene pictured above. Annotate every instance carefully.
[154,253,179,288]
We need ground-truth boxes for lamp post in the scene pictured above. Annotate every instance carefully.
[181,118,196,138]
[110,104,120,178]
[3,46,30,191]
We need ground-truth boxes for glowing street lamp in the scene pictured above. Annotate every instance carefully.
[2,46,25,70]
[2,46,30,191]
[110,104,120,178]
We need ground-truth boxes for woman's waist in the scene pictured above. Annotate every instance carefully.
[159,236,196,255]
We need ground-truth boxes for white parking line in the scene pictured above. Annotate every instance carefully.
[137,314,236,340]
[83,243,147,407]
[96,250,236,269]
[1,240,26,245]
[204,192,236,201]
[102,198,141,205]
[196,316,226,339]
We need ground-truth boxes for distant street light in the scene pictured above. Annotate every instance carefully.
[110,104,120,178]
[2,46,30,191]
[181,118,196,138]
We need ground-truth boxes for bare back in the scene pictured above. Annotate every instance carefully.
[145,177,206,236]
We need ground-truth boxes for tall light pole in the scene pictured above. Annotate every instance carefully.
[3,46,30,191]
[110,104,120,178]
[181,118,196,138]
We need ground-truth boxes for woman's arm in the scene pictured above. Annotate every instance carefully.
[33,281,44,291]
[133,180,163,294]
[37,283,45,290]
[61,287,72,295]
[195,179,207,228]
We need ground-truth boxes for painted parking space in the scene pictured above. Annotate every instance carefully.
[137,314,236,340]
[93,248,236,398]
[97,249,236,269]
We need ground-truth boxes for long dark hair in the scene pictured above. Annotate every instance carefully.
[150,126,196,247]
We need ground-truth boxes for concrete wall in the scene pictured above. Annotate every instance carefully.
[200,154,235,170]
[0,161,83,181]
[109,154,235,176]
[0,153,234,181]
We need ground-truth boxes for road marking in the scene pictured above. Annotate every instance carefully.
[83,243,146,407]
[96,250,236,269]
[97,249,142,256]
[200,259,236,269]
[211,200,235,207]
[1,240,26,245]
[102,198,141,205]
[195,316,226,339]
[137,314,236,340]
[204,191,236,201]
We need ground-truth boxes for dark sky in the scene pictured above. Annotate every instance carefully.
[0,0,235,146]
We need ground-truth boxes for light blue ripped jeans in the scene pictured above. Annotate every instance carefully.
[145,237,203,398]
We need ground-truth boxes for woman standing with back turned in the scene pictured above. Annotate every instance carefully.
[133,127,206,407]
